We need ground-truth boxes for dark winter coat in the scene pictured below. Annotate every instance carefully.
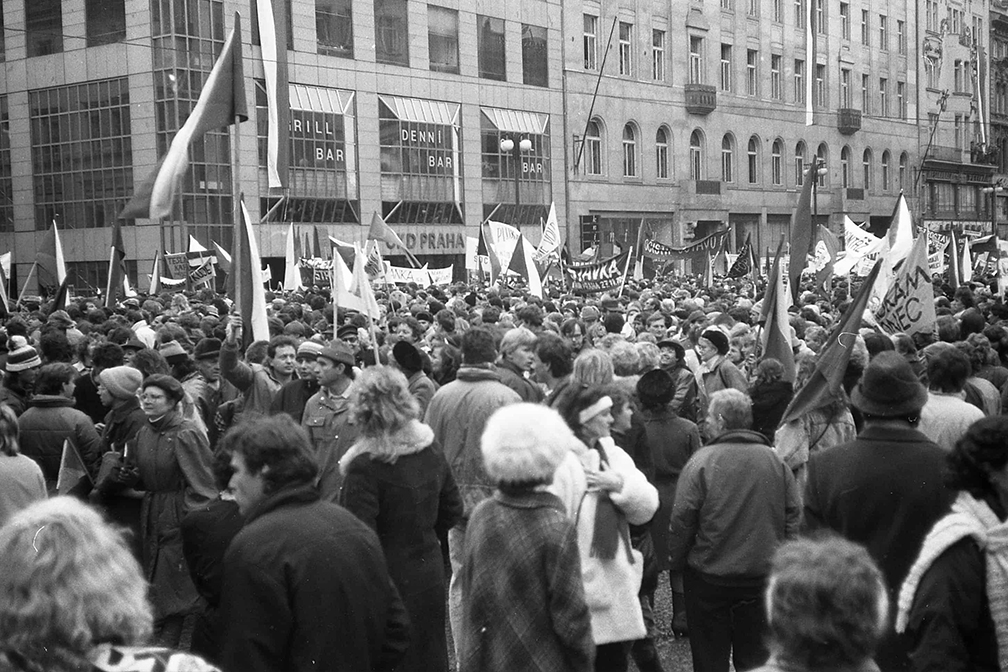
[339,422,463,672]
[100,397,148,453]
[74,371,107,424]
[18,394,102,490]
[134,411,217,620]
[749,380,794,441]
[803,424,955,672]
[495,359,544,403]
[269,377,319,424]
[218,484,412,672]
[405,371,439,418]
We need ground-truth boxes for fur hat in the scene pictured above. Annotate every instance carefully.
[5,336,41,372]
[159,340,188,365]
[141,373,185,403]
[481,404,575,485]
[851,351,928,418]
[392,341,423,374]
[99,366,143,400]
[700,327,731,355]
[193,338,221,361]
[637,369,675,407]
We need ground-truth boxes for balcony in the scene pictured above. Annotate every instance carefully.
[929,145,963,163]
[685,84,717,115]
[695,180,722,194]
[837,108,862,135]
[846,188,865,200]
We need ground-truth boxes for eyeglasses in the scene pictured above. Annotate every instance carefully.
[137,392,168,403]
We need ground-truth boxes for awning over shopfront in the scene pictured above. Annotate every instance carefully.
[290,84,354,115]
[480,107,549,135]
[379,94,460,126]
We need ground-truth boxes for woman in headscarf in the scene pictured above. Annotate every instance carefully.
[552,384,659,672]
[339,366,463,672]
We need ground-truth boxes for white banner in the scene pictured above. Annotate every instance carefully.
[384,263,432,287]
[427,265,453,286]
[927,231,949,274]
[465,236,479,271]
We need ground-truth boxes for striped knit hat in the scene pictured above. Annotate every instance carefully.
[6,336,41,372]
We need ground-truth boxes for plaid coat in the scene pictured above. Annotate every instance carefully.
[457,490,594,672]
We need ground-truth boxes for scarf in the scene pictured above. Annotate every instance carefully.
[587,439,634,563]
[895,491,1008,670]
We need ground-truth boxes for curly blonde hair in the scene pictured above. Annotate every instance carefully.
[348,366,419,441]
[0,498,153,654]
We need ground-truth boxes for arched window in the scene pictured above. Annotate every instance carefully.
[795,141,807,185]
[841,145,852,188]
[899,151,908,190]
[656,127,669,179]
[747,136,759,184]
[622,124,638,177]
[722,134,735,182]
[690,130,704,180]
[585,120,603,175]
[816,143,828,186]
[881,150,891,190]
[863,148,873,190]
[771,139,783,185]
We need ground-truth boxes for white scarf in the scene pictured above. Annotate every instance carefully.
[895,491,1008,670]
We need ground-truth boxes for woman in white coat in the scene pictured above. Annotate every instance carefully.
[553,385,660,672]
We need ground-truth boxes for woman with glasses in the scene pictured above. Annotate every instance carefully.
[129,373,216,648]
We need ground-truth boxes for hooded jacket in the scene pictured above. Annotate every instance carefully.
[18,394,102,490]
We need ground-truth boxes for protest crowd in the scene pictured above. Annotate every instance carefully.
[3,225,1008,672]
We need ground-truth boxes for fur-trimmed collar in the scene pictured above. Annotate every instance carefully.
[339,419,435,475]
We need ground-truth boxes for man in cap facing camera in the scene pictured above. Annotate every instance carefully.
[301,342,356,500]
[695,326,748,435]
[803,351,955,672]
[270,340,324,423]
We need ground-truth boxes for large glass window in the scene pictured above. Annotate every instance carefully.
[26,0,63,56]
[375,0,409,66]
[622,124,637,177]
[86,0,126,47]
[478,15,506,81]
[428,6,459,73]
[152,0,232,246]
[317,0,353,58]
[652,29,666,81]
[522,24,548,87]
[619,22,633,76]
[771,139,783,185]
[480,108,551,218]
[583,14,598,70]
[690,130,704,180]
[29,78,133,231]
[656,127,669,179]
[721,134,734,182]
[0,97,12,232]
[256,82,359,223]
[585,120,602,175]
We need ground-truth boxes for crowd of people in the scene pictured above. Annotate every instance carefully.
[0,269,1007,672]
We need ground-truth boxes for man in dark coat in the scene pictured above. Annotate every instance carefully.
[218,414,410,672]
[803,351,955,672]
[269,340,323,423]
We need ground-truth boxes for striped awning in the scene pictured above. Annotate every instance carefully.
[379,94,460,126]
[290,84,355,115]
[481,107,549,135]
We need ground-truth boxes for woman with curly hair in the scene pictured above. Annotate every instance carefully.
[751,537,889,672]
[338,366,463,672]
[0,497,219,672]
[897,416,1008,672]
[0,404,45,527]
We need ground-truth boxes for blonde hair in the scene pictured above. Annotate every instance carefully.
[349,366,419,449]
[0,404,20,456]
[0,498,153,654]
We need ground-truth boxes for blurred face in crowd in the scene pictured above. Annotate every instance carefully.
[582,406,614,442]
[97,381,114,408]
[697,337,720,363]
[229,453,267,515]
[567,325,585,351]
[197,356,220,383]
[139,386,174,419]
[395,322,416,344]
[611,401,633,433]
[296,355,316,381]
[658,345,679,369]
[506,344,535,372]
[271,345,297,377]
[648,317,667,340]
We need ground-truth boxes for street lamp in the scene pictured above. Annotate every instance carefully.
[981,181,1006,238]
[500,136,533,206]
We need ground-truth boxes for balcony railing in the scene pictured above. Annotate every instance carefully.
[929,145,962,163]
[837,108,862,135]
[685,84,717,115]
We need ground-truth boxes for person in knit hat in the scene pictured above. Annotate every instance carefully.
[0,336,42,417]
[456,403,594,672]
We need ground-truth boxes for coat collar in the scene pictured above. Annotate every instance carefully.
[493,489,565,513]
[856,424,934,444]
[707,429,771,446]
[245,482,320,524]
[29,394,74,408]
[339,419,434,474]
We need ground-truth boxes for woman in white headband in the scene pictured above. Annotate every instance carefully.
[553,384,659,672]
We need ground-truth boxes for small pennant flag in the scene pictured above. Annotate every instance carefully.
[56,439,92,495]
[506,234,544,298]
[368,212,419,268]
[37,222,67,288]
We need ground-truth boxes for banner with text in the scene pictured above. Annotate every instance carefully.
[384,263,432,287]
[566,249,631,295]
[874,236,937,337]
[642,230,729,262]
[927,231,949,275]
[427,265,453,285]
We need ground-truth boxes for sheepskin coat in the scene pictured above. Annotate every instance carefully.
[550,437,659,645]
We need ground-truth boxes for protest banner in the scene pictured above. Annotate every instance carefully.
[874,236,936,337]
[565,249,631,294]
[642,230,729,262]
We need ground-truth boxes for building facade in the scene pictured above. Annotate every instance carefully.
[0,0,999,292]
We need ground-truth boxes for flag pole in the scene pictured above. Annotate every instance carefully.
[617,247,633,298]
[15,261,38,307]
